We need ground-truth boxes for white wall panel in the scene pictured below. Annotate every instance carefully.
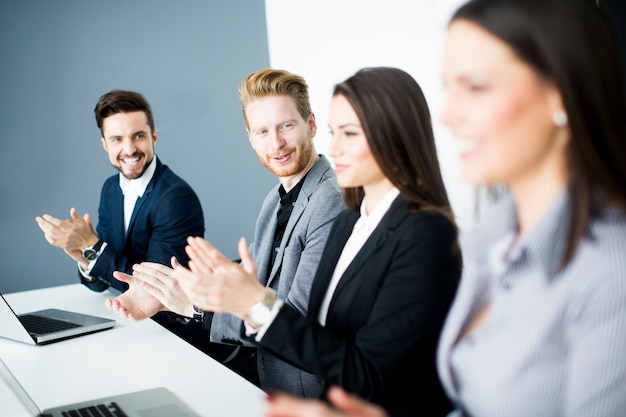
[265,0,477,231]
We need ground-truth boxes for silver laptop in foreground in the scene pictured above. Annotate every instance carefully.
[0,357,200,417]
[0,292,115,345]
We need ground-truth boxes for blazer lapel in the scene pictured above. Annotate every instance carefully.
[265,156,333,288]
[257,201,279,286]
[126,159,163,237]
[110,185,126,249]
[307,211,358,319]
[127,195,147,236]
[265,195,306,287]
[336,228,386,289]
[329,196,409,304]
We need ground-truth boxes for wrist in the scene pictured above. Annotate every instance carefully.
[85,237,100,248]
[78,263,98,283]
[246,288,277,327]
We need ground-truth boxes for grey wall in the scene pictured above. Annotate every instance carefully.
[0,1,275,294]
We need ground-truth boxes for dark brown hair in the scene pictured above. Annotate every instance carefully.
[452,0,626,267]
[94,90,155,137]
[333,67,456,225]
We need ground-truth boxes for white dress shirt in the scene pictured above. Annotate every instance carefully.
[119,157,156,234]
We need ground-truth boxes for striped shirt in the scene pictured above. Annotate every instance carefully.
[437,189,626,417]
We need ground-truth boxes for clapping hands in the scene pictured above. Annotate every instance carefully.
[106,236,266,323]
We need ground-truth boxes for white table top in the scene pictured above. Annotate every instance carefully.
[0,284,266,417]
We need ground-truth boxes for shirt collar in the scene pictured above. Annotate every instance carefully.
[357,187,400,230]
[119,156,157,197]
[279,171,307,206]
[518,189,569,279]
[465,188,569,282]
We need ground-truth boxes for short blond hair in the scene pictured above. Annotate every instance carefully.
[238,68,312,130]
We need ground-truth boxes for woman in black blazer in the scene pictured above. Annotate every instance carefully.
[178,67,462,417]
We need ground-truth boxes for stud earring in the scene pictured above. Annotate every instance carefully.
[552,111,568,127]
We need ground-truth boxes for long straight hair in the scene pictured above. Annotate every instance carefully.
[333,67,456,226]
[452,0,626,268]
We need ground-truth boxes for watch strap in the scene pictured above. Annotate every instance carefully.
[91,239,104,252]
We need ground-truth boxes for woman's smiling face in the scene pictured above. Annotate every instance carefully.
[440,19,567,190]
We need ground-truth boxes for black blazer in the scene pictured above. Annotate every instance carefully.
[81,157,205,292]
[257,195,461,417]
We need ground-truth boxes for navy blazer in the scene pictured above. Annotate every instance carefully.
[257,195,461,417]
[81,157,205,292]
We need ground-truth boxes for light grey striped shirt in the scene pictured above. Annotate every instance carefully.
[437,190,626,417]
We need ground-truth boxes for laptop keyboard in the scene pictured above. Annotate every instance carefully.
[61,402,129,417]
[18,314,81,334]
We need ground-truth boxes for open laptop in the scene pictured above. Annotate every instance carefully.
[0,292,115,345]
[0,357,200,417]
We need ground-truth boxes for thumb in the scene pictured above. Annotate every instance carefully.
[70,207,82,221]
[238,237,256,275]
[170,256,180,269]
[84,213,96,233]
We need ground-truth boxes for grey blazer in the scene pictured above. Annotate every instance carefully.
[209,155,345,397]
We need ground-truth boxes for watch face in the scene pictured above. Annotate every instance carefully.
[83,249,97,261]
[249,303,271,326]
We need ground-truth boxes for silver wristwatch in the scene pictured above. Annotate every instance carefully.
[192,305,204,322]
[82,240,103,261]
[247,288,277,327]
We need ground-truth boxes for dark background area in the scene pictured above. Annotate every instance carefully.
[601,0,626,82]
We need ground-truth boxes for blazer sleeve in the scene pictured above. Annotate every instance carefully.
[257,210,461,409]
[77,176,118,292]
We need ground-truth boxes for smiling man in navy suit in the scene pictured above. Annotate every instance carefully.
[35,90,206,346]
